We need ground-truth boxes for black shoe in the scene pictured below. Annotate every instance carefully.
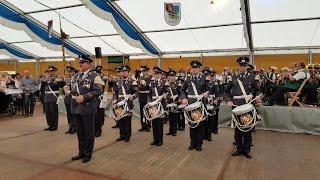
[138,127,145,132]
[65,130,71,134]
[233,142,237,145]
[244,152,252,159]
[116,137,125,141]
[24,114,29,117]
[70,130,76,134]
[213,130,218,134]
[207,137,212,141]
[72,154,84,161]
[196,146,202,151]
[180,128,185,131]
[82,156,91,163]
[29,114,33,117]
[146,128,150,132]
[112,124,119,128]
[49,127,57,131]
[44,127,51,131]
[188,145,195,150]
[172,133,177,136]
[166,132,173,136]
[125,139,130,142]
[150,141,157,145]
[156,142,163,146]
[232,150,241,156]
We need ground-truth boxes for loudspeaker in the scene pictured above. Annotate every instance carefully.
[95,47,102,58]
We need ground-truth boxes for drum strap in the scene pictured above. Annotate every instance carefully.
[237,78,250,103]
[191,82,199,97]
[154,87,159,97]
[121,85,127,97]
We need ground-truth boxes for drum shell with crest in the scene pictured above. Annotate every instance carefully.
[232,103,256,131]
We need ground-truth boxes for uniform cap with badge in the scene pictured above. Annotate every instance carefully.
[66,66,76,73]
[190,60,202,68]
[140,65,149,72]
[168,69,177,76]
[153,66,162,74]
[48,65,58,72]
[78,55,93,63]
[120,65,131,72]
[237,57,249,66]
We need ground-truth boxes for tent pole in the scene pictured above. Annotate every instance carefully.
[308,49,312,64]
[14,61,17,73]
[157,55,162,68]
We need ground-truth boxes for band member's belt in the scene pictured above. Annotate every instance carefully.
[233,94,253,100]
[45,91,59,94]
[139,90,150,93]
[187,95,198,98]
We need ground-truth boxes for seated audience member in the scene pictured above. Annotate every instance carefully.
[265,63,310,106]
[302,64,320,105]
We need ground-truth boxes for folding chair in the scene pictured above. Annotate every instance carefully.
[287,79,309,107]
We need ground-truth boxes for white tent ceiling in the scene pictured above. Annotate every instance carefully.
[1,0,320,61]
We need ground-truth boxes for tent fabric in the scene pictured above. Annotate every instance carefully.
[79,0,158,55]
[0,2,90,57]
[0,0,319,60]
[0,43,35,60]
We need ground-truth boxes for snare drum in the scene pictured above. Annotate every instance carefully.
[232,103,257,132]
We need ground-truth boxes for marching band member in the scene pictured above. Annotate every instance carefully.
[180,61,208,151]
[70,56,103,163]
[43,65,65,131]
[204,68,221,138]
[63,66,77,134]
[112,65,138,142]
[165,69,180,136]
[137,65,151,132]
[224,57,262,159]
[148,66,167,146]
[177,70,186,131]
[93,65,106,137]
[111,67,122,129]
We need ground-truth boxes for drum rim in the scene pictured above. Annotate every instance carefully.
[185,101,203,111]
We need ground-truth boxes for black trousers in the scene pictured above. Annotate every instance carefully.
[168,112,179,134]
[189,121,204,147]
[24,93,35,115]
[73,114,95,157]
[65,103,75,131]
[95,107,105,134]
[119,115,132,140]
[234,128,252,153]
[204,116,213,139]
[139,101,150,129]
[177,111,185,130]
[152,118,163,143]
[212,110,219,133]
[44,102,58,128]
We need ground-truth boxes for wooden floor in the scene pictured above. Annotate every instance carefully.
[0,105,319,180]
